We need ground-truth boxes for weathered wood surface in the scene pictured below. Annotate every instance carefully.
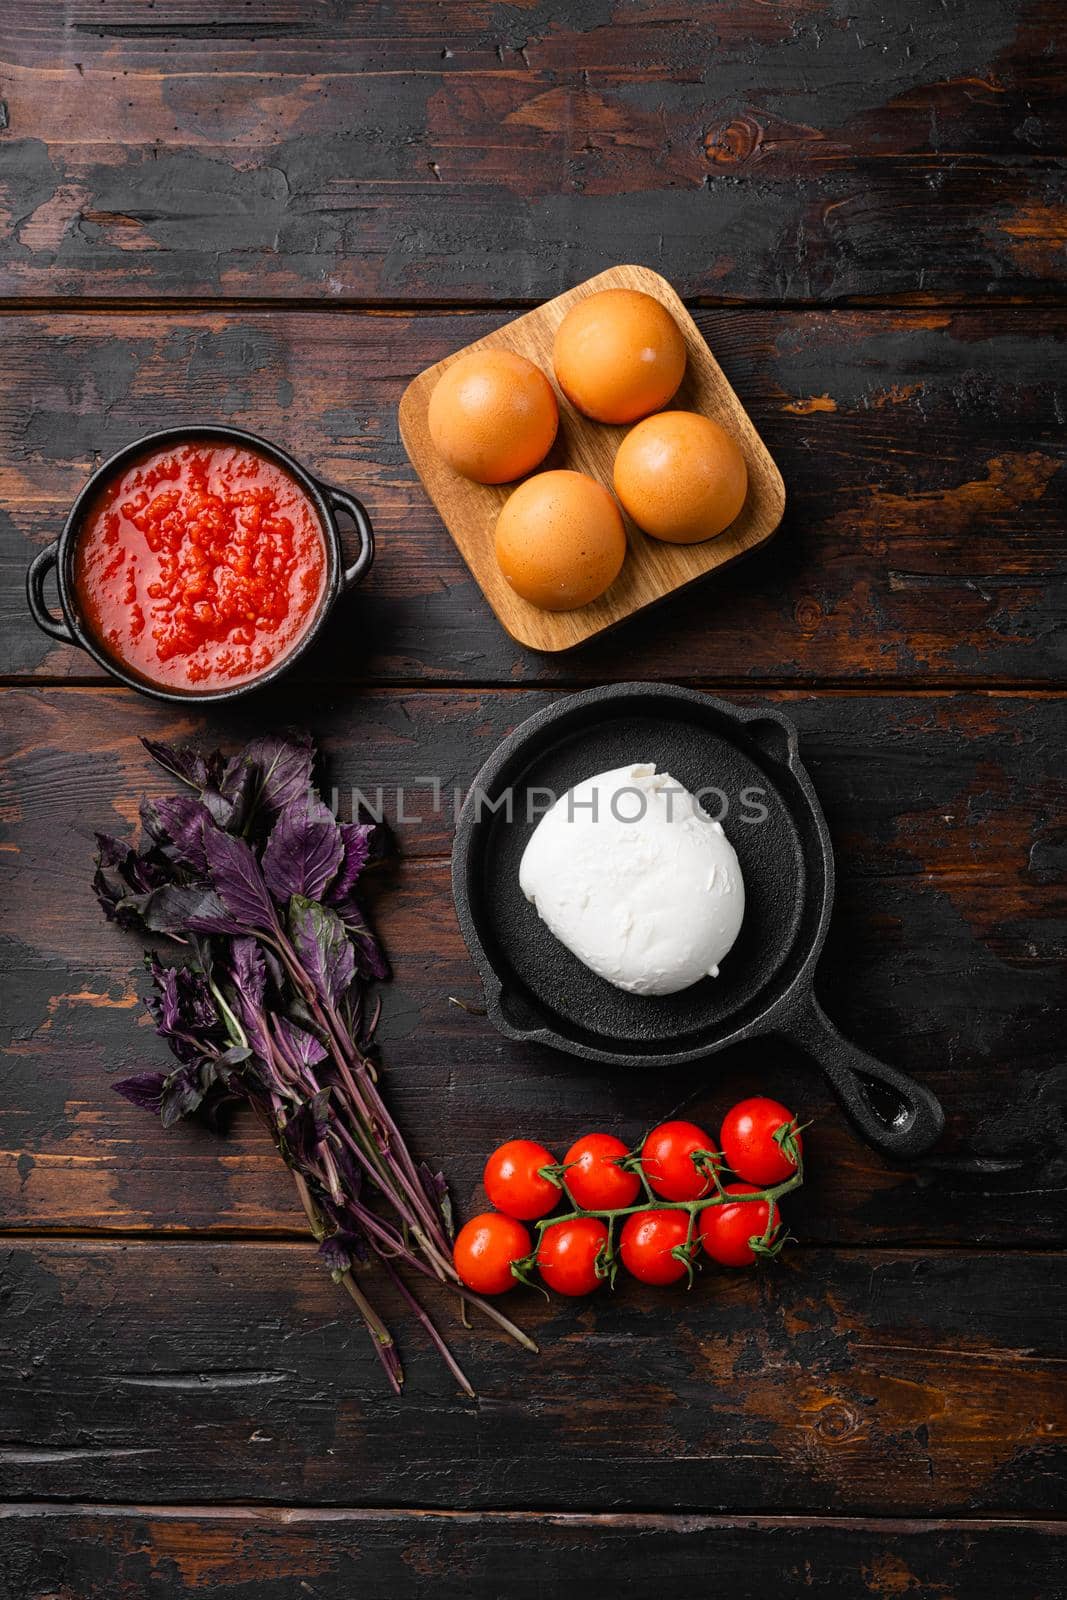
[1,1,1064,1581]
[1,1,1064,303]
[1,1507,1063,1600]
[2,686,1064,1245]
[1,1239,1063,1511]
[3,309,1065,684]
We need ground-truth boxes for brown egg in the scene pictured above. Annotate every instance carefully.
[428,349,559,484]
[613,411,748,543]
[494,470,627,611]
[552,288,686,424]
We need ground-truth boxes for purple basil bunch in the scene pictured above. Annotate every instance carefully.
[94,732,532,1395]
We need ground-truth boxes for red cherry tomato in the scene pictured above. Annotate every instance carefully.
[562,1132,640,1210]
[700,1183,780,1267]
[641,1119,718,1201]
[720,1097,802,1186]
[453,1212,531,1295]
[483,1138,560,1220]
[537,1216,610,1296]
[619,1208,696,1285]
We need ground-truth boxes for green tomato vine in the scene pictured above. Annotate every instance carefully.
[513,1121,806,1290]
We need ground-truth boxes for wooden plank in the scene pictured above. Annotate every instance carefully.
[2,309,1064,684]
[0,2,1064,301]
[1,1506,1063,1600]
[1,686,1063,1244]
[399,264,785,651]
[0,1239,1063,1511]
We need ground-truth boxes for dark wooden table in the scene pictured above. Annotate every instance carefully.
[1,5,1065,1596]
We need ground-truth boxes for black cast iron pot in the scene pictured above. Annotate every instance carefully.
[452,682,945,1164]
[25,424,374,704]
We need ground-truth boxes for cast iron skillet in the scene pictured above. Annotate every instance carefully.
[452,682,945,1163]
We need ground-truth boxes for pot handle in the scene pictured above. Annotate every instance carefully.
[26,543,75,644]
[318,482,375,590]
[783,994,944,1162]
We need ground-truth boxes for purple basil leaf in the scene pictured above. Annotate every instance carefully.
[138,883,244,938]
[276,1016,328,1068]
[94,825,196,933]
[145,959,183,1034]
[319,1227,368,1271]
[242,732,314,819]
[141,737,213,792]
[112,1071,167,1115]
[261,944,286,997]
[331,894,389,981]
[328,821,376,902]
[262,795,344,905]
[93,863,144,931]
[202,760,258,835]
[160,1064,206,1128]
[146,956,218,1037]
[226,760,260,832]
[129,859,171,901]
[204,826,279,933]
[216,1044,252,1068]
[226,936,274,1062]
[189,933,215,982]
[95,832,130,870]
[419,1164,455,1239]
[288,895,354,1007]
[280,1087,332,1164]
[139,793,211,873]
[281,995,330,1049]
[229,936,266,1010]
[318,1234,354,1275]
[213,1044,253,1093]
[198,1084,242,1135]
[95,834,170,898]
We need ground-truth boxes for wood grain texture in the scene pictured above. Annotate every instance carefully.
[1,0,1065,1577]
[399,265,784,650]
[0,1,1064,303]
[1,1507,1064,1600]
[1,1239,1064,1511]
[1,686,1063,1245]
[4,310,1065,684]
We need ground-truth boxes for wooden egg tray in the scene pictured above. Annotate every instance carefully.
[398,264,785,652]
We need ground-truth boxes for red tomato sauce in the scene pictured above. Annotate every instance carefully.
[73,440,328,691]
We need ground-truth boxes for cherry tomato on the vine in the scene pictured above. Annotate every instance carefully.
[720,1097,801,1187]
[641,1119,719,1201]
[484,1138,560,1220]
[619,1208,696,1285]
[700,1183,780,1267]
[562,1132,641,1211]
[537,1216,610,1296]
[453,1212,531,1295]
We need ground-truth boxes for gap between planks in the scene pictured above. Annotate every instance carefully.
[0,1503,1063,1531]
[2,297,1067,317]
[1,678,1066,697]
[2,1233,1063,1254]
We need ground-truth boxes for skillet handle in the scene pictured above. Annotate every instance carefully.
[783,994,944,1163]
